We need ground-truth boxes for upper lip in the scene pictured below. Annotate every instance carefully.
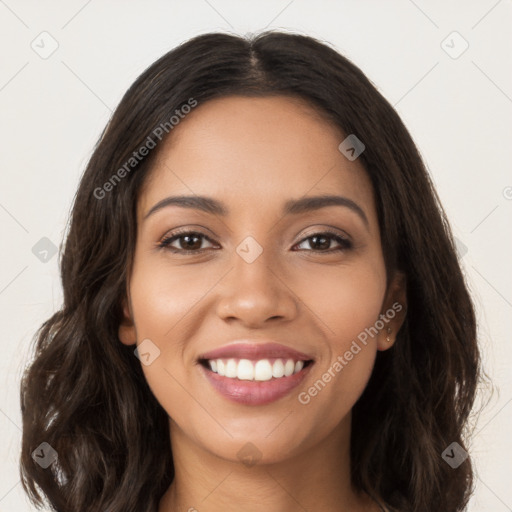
[198,341,314,361]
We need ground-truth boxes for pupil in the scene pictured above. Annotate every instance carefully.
[311,235,329,250]
[182,235,200,250]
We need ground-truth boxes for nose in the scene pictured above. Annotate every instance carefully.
[215,247,298,328]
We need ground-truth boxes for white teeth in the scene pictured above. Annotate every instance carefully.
[225,358,238,378]
[207,357,308,381]
[272,359,285,378]
[254,360,273,381]
[284,359,295,377]
[237,359,254,380]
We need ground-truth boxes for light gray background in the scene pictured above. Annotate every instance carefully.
[1,1,511,510]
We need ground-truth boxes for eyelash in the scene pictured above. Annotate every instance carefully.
[157,228,353,255]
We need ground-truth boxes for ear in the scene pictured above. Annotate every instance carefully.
[377,270,407,351]
[118,295,137,346]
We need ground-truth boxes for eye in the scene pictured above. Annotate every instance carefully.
[294,230,353,253]
[158,230,218,254]
[157,229,353,255]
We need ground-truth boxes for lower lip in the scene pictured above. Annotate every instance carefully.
[201,363,313,406]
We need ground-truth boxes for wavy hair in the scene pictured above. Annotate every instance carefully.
[19,31,486,512]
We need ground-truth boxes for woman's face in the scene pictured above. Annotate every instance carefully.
[119,95,405,465]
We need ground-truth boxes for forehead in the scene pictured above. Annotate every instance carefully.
[138,95,376,225]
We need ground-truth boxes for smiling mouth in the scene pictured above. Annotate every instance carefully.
[199,357,314,381]
[199,357,314,405]
[197,341,315,405]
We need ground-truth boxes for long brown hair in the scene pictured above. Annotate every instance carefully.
[19,31,486,512]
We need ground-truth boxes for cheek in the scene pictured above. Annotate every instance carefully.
[294,259,387,346]
[297,342,376,444]
[129,258,208,340]
[292,262,385,420]
[127,260,205,415]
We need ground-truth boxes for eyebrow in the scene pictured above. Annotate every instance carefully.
[143,194,369,228]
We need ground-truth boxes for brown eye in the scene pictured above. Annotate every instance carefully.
[294,232,352,253]
[158,231,217,253]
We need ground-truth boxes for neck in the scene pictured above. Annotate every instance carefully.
[158,414,378,512]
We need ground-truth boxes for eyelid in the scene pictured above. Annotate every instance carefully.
[159,224,351,241]
[158,224,216,242]
[298,225,352,241]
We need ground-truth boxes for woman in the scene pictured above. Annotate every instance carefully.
[19,31,483,512]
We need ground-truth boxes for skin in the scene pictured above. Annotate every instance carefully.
[118,95,406,512]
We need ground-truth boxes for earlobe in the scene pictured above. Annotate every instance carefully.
[118,296,137,346]
[377,271,407,351]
